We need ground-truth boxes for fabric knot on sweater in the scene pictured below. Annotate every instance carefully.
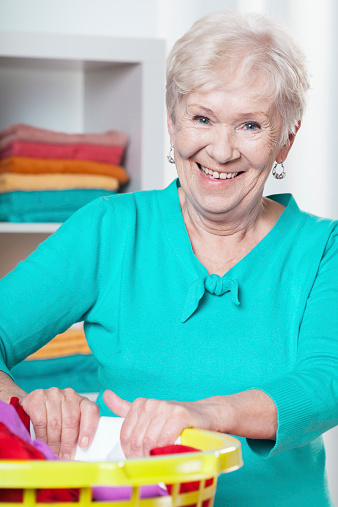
[204,273,233,296]
[181,274,240,323]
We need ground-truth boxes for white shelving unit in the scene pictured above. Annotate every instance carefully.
[0,31,166,277]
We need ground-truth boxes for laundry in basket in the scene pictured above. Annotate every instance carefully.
[0,400,243,505]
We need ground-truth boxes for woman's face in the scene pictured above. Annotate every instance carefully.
[168,80,296,222]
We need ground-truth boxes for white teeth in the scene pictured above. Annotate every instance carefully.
[200,165,238,180]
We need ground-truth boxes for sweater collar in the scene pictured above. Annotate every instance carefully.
[158,179,301,322]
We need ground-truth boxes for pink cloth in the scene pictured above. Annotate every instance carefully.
[0,400,58,460]
[92,484,168,501]
[0,141,125,165]
[0,123,128,151]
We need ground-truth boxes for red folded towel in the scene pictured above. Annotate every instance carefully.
[0,141,126,165]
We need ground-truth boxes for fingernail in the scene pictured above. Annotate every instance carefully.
[62,454,71,461]
[80,437,89,448]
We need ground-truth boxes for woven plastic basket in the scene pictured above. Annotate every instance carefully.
[0,428,243,506]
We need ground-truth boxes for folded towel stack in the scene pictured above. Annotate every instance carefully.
[10,323,101,393]
[26,326,91,360]
[0,123,129,222]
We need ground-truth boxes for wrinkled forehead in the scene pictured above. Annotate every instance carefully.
[177,69,279,120]
[173,53,278,110]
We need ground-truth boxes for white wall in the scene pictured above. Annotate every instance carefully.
[1,0,337,503]
[3,0,337,218]
[0,0,159,37]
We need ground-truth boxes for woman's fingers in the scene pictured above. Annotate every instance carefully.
[138,411,181,456]
[78,396,100,450]
[21,388,49,442]
[103,389,132,418]
[156,416,189,448]
[117,397,203,458]
[57,388,99,459]
[139,401,197,453]
[21,387,99,459]
[45,387,64,456]
[103,392,156,457]
[120,400,156,457]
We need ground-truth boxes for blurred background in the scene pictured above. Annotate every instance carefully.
[1,0,337,503]
[1,0,337,218]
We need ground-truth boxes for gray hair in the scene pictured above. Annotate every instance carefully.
[166,10,310,145]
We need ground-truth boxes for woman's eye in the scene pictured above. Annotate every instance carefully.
[244,122,261,130]
[194,116,210,125]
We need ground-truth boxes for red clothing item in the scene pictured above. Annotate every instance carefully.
[150,444,213,507]
[0,422,45,460]
[9,397,30,433]
[0,422,79,503]
[0,141,126,165]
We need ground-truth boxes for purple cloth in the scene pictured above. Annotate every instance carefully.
[92,485,168,500]
[0,400,57,460]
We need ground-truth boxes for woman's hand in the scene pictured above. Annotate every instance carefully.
[21,387,100,459]
[103,390,220,458]
[103,389,278,458]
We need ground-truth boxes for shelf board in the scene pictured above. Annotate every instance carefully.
[0,32,165,65]
[0,222,61,233]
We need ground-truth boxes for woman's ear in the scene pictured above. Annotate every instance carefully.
[276,121,301,163]
[167,110,176,146]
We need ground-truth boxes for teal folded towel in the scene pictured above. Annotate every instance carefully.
[10,354,100,394]
[0,189,115,222]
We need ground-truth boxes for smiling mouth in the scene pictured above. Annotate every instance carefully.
[197,163,242,180]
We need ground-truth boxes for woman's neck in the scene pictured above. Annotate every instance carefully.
[178,189,285,276]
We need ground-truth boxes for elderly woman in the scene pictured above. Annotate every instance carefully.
[0,9,337,506]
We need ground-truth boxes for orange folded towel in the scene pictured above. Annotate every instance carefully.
[0,172,120,192]
[0,123,128,151]
[27,328,91,360]
[0,157,129,184]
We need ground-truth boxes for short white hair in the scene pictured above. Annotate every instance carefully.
[166,10,310,144]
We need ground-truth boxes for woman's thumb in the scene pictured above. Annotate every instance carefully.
[103,390,131,418]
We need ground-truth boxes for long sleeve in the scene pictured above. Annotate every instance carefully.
[248,225,338,458]
[0,197,112,375]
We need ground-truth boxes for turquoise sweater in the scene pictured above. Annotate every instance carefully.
[1,179,337,506]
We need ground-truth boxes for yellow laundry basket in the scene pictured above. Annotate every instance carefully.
[0,428,243,506]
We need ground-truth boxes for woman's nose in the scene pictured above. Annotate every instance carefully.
[206,124,240,164]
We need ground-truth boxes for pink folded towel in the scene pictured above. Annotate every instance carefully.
[0,123,128,151]
[0,141,125,165]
